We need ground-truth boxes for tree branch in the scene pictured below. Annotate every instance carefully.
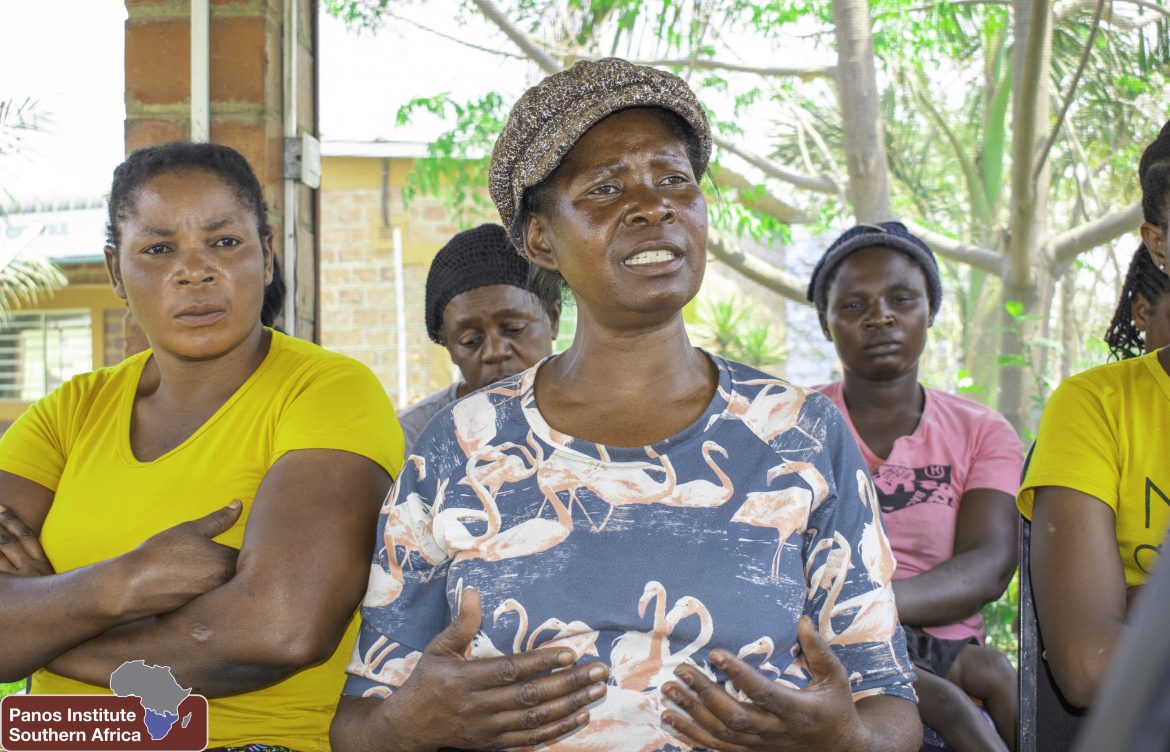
[624,58,836,80]
[1034,0,1104,181]
[707,235,809,303]
[831,0,893,222]
[902,221,1002,274]
[1007,0,1053,289]
[1052,202,1142,264]
[714,136,838,194]
[386,10,529,61]
[708,165,812,224]
[470,0,562,74]
[1055,0,1170,20]
[470,0,837,202]
[871,1,1012,21]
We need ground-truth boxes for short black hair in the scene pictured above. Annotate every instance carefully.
[516,106,704,298]
[106,141,271,248]
[262,253,286,330]
[1105,244,1170,360]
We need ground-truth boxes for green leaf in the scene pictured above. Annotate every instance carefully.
[980,61,1011,211]
[1004,300,1025,318]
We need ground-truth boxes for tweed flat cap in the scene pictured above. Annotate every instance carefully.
[807,221,943,314]
[489,57,712,250]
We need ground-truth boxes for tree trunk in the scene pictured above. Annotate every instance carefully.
[1000,0,1054,436]
[830,0,892,223]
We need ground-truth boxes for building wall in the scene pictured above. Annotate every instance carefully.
[318,155,495,410]
[0,270,126,427]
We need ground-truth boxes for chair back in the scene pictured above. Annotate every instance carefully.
[1017,516,1085,752]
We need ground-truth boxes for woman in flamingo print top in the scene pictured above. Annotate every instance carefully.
[331,58,919,752]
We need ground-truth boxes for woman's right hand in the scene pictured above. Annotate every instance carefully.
[0,504,53,576]
[113,500,243,620]
[384,588,609,751]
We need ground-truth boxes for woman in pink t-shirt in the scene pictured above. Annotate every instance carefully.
[808,222,1023,752]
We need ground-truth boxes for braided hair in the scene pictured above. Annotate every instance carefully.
[1108,121,1170,360]
[1104,244,1169,360]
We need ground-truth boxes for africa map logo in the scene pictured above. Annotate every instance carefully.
[109,661,196,740]
[1,660,208,751]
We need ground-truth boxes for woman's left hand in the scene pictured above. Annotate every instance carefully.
[661,616,873,752]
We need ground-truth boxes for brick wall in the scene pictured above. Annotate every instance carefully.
[318,156,494,410]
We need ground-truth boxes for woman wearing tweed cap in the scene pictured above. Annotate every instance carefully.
[334,58,920,752]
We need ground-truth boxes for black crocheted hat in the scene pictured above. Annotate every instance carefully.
[807,221,943,314]
[425,223,550,343]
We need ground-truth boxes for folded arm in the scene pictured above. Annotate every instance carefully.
[892,488,1018,627]
[47,448,390,697]
[0,471,234,682]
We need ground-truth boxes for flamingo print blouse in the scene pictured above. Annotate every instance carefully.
[345,353,916,750]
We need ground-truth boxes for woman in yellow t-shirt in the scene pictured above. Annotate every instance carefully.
[1019,119,1170,709]
[0,142,402,750]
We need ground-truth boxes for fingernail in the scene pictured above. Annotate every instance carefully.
[662,714,674,727]
[558,650,575,665]
[710,651,726,668]
[588,664,606,681]
[588,683,605,699]
[664,687,678,702]
[0,504,6,513]
[228,499,242,509]
[677,671,693,686]
[576,711,589,724]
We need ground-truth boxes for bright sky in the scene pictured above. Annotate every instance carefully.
[0,1,544,207]
[0,1,127,206]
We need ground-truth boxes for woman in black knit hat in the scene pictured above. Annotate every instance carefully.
[809,221,1021,752]
[334,58,919,752]
[397,223,560,454]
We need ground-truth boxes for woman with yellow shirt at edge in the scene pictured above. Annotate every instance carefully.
[0,142,402,751]
[1018,119,1170,710]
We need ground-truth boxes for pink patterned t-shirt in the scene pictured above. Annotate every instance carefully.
[816,382,1022,641]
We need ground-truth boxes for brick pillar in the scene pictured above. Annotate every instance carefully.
[123,0,319,340]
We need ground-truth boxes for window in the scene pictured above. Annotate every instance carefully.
[0,310,93,401]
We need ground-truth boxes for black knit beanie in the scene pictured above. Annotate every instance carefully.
[425,223,552,343]
[806,221,943,314]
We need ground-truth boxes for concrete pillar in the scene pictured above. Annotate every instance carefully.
[123,0,320,340]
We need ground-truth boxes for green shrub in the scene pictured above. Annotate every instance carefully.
[981,570,1019,665]
[0,679,26,698]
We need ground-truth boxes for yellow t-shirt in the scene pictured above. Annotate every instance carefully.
[0,330,403,751]
[1018,350,1170,587]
